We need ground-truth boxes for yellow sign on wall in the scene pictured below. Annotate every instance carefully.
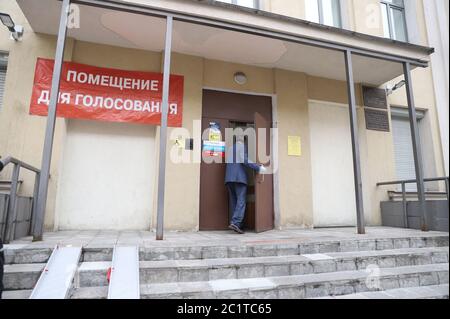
[288,136,302,157]
[173,138,185,149]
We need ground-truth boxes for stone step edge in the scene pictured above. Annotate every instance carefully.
[1,289,33,300]
[6,284,449,300]
[81,246,450,270]
[6,246,449,272]
[88,237,450,262]
[312,284,450,299]
[74,247,449,287]
[3,263,45,274]
[70,263,449,299]
[4,247,448,290]
[5,235,449,264]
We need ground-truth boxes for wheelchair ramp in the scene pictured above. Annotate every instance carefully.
[30,245,82,299]
[107,246,140,299]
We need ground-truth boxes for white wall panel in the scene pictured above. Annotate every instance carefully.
[55,119,156,230]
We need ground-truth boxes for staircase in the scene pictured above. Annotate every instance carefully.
[2,234,449,299]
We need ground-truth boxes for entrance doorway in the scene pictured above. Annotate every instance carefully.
[199,90,274,232]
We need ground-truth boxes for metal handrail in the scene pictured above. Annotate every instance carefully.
[388,190,447,196]
[377,176,449,229]
[0,156,41,243]
[0,156,40,174]
[377,177,450,187]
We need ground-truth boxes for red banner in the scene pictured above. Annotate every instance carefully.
[30,58,184,127]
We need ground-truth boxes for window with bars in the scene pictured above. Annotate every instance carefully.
[216,0,259,9]
[381,0,408,42]
[0,52,8,112]
[305,0,342,28]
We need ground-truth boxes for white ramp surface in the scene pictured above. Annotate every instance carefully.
[108,246,140,299]
[30,246,82,299]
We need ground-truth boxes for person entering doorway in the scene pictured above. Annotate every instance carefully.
[225,133,266,234]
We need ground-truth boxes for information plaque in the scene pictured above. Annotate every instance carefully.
[365,108,390,132]
[363,86,388,109]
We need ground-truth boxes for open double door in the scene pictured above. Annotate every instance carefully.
[199,90,274,233]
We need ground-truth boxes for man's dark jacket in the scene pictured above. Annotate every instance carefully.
[225,141,261,185]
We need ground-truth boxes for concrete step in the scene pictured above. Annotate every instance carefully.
[4,235,449,263]
[3,263,45,290]
[3,245,111,265]
[137,236,449,261]
[4,246,53,264]
[69,286,108,299]
[314,284,449,299]
[69,263,449,299]
[1,289,32,299]
[74,247,448,287]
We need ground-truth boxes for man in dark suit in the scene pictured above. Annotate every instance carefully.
[225,135,266,234]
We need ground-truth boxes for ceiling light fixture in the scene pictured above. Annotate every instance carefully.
[234,72,247,85]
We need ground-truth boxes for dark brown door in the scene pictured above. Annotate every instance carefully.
[199,117,230,230]
[254,112,274,233]
[200,90,274,232]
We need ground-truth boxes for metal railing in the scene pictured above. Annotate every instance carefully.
[377,177,450,229]
[0,156,40,243]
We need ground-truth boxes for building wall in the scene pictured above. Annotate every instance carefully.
[54,41,161,230]
[55,119,157,230]
[275,69,313,228]
[383,0,446,182]
[152,52,205,231]
[261,0,305,19]
[0,0,74,230]
[276,0,446,211]
[423,0,449,176]
[262,0,447,185]
[306,76,385,226]
[0,0,446,231]
[308,100,358,227]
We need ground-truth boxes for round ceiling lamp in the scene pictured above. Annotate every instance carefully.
[234,72,247,85]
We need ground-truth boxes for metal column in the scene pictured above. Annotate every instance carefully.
[403,62,428,231]
[344,50,366,234]
[4,164,20,243]
[33,0,71,241]
[30,172,40,237]
[156,16,173,240]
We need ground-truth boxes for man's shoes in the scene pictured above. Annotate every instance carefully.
[229,224,245,234]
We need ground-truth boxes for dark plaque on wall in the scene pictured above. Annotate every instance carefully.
[363,86,388,109]
[365,109,390,132]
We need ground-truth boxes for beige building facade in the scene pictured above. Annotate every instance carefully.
[0,0,447,234]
